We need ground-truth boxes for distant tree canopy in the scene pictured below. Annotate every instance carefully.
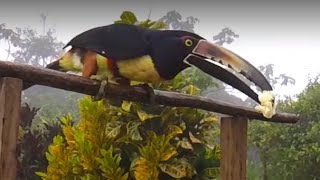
[212,27,239,46]
[0,19,64,67]
[159,10,199,32]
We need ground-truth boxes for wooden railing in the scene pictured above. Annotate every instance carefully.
[0,61,300,180]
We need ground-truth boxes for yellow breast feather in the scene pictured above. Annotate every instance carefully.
[116,55,163,83]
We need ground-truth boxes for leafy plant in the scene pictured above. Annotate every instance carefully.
[249,78,320,180]
[115,11,167,30]
[17,103,62,180]
[38,11,221,180]
[38,95,220,179]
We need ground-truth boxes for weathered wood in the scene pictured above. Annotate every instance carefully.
[0,77,22,180]
[0,60,300,123]
[220,117,247,180]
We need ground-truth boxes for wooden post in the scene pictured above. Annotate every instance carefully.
[220,117,248,180]
[0,78,22,180]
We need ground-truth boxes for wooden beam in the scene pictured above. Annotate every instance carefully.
[0,77,22,180]
[220,117,248,180]
[0,60,300,123]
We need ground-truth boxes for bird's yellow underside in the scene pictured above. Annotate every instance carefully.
[117,55,163,83]
[60,51,163,83]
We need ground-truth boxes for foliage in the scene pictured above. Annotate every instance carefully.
[258,64,296,87]
[212,27,239,46]
[115,11,167,30]
[38,95,220,179]
[249,78,320,180]
[38,11,221,180]
[11,27,64,67]
[159,10,199,32]
[0,19,64,66]
[17,103,62,180]
[0,23,20,60]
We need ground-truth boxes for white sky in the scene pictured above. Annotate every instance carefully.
[1,1,319,97]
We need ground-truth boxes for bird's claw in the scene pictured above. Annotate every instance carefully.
[92,80,108,101]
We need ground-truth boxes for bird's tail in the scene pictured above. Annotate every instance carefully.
[46,57,68,72]
[47,58,62,70]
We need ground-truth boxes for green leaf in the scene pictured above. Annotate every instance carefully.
[159,158,192,178]
[137,110,158,121]
[160,147,177,161]
[60,114,73,126]
[121,101,132,112]
[136,20,152,28]
[45,152,54,162]
[179,138,193,150]
[119,11,138,24]
[127,121,143,141]
[167,125,183,139]
[133,157,159,180]
[96,147,128,180]
[189,131,202,144]
[105,122,122,139]
[35,172,47,178]
[201,167,220,179]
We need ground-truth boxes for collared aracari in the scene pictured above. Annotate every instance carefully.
[46,23,272,103]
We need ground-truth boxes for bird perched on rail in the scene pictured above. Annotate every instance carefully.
[46,23,273,105]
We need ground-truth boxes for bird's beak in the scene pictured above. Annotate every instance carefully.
[184,40,272,103]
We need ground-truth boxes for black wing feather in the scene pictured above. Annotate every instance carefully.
[64,24,149,60]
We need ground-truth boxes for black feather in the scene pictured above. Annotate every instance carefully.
[64,24,150,60]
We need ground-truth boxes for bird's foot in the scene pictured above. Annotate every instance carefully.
[134,83,156,104]
[91,78,108,101]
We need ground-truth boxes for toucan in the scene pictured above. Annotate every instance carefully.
[41,23,272,103]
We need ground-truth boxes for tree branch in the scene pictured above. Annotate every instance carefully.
[0,60,300,123]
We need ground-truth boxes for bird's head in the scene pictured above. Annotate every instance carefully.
[148,30,273,103]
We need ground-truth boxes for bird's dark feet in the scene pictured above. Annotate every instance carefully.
[134,83,156,104]
[92,80,108,101]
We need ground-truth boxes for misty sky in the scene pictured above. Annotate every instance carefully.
[1,0,320,97]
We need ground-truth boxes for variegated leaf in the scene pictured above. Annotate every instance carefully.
[127,121,143,141]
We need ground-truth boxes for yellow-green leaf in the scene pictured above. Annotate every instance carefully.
[201,167,220,179]
[201,116,219,123]
[35,172,47,178]
[179,138,193,150]
[189,131,202,144]
[159,159,190,178]
[137,111,158,121]
[105,122,122,139]
[186,84,199,95]
[133,158,159,180]
[167,125,183,139]
[160,147,177,161]
[120,11,138,24]
[121,101,132,112]
[127,121,143,141]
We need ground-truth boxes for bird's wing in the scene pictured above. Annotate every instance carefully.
[65,24,149,60]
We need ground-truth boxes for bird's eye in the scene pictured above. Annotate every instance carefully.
[185,39,193,47]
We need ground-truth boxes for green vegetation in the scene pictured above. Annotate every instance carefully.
[37,95,220,179]
[248,78,320,180]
